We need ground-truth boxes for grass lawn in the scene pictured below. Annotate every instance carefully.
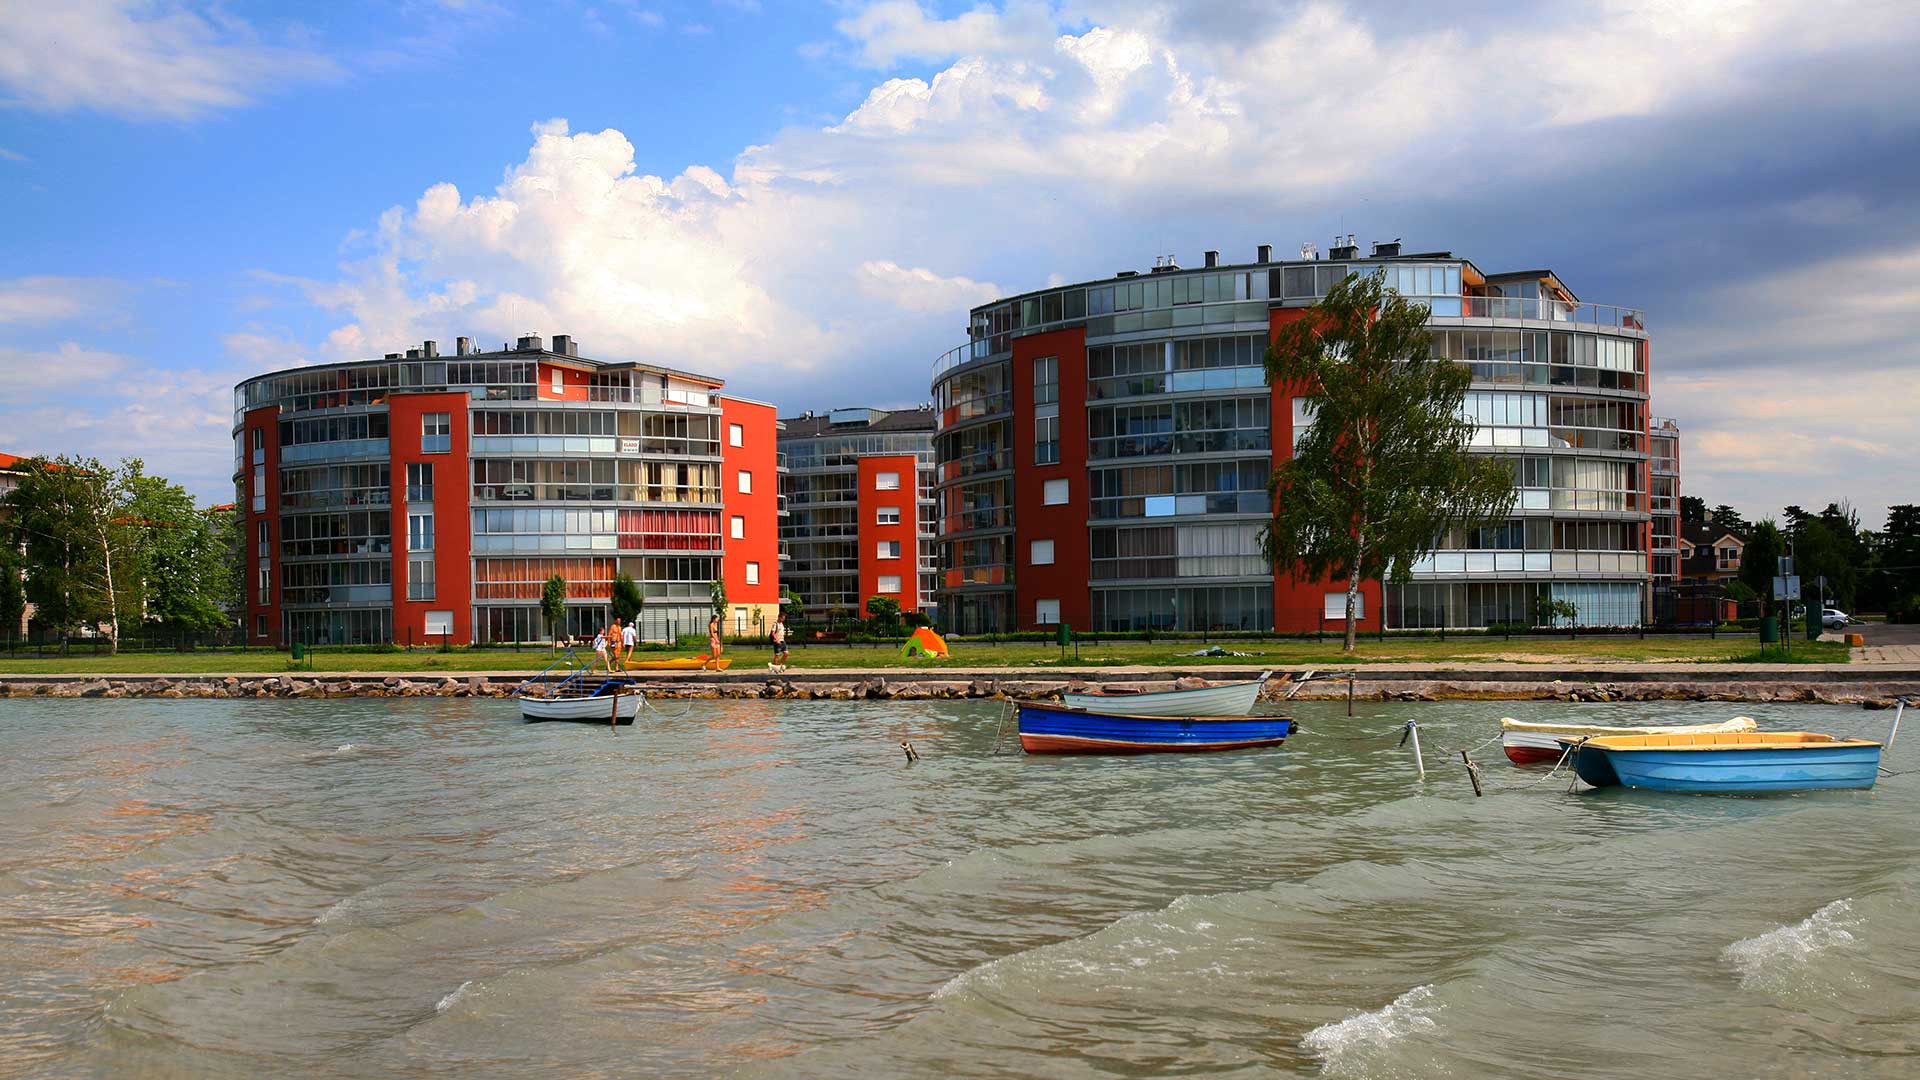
[0,637,1850,675]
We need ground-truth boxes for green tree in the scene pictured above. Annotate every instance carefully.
[709,577,728,619]
[1865,504,1920,616]
[865,595,901,629]
[1261,272,1516,651]
[610,572,643,625]
[1737,519,1786,620]
[1709,504,1749,534]
[541,574,567,640]
[4,455,130,652]
[1533,594,1578,629]
[119,463,234,633]
[1680,495,1706,523]
[0,544,24,643]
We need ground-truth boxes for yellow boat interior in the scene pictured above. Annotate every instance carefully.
[1561,731,1881,751]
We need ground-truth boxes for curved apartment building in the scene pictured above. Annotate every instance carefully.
[235,334,780,647]
[930,242,1653,634]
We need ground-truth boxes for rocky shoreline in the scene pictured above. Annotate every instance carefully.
[0,673,1912,707]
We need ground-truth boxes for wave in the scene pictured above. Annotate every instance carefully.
[1722,898,1860,992]
[1301,984,1441,1076]
[434,980,473,1013]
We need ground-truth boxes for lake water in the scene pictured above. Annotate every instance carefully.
[1,696,1915,1078]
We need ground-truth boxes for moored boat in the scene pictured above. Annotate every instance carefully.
[1559,731,1882,793]
[1500,716,1757,765]
[521,690,641,724]
[1061,671,1272,717]
[1016,700,1296,754]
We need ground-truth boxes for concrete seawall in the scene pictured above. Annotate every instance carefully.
[1,668,1914,706]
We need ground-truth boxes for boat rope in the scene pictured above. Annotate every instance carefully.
[640,692,692,720]
[1308,724,1407,743]
[990,700,1014,756]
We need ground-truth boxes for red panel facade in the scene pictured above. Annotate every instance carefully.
[242,405,281,646]
[1267,308,1383,633]
[719,396,780,614]
[857,454,920,615]
[535,361,591,402]
[388,391,473,646]
[1011,326,1089,631]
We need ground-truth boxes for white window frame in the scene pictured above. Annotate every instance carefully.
[1324,591,1365,620]
[876,506,901,525]
[877,575,902,595]
[728,423,744,447]
[875,471,901,491]
[731,515,745,539]
[1035,598,1061,625]
[424,609,453,636]
[745,561,760,585]
[1030,539,1055,565]
[876,540,901,560]
[1042,478,1069,505]
[551,367,564,395]
[738,470,753,494]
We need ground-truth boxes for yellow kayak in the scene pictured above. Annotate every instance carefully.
[626,657,732,671]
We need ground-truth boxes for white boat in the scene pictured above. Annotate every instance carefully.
[1062,672,1271,717]
[1500,715,1758,764]
[520,688,640,723]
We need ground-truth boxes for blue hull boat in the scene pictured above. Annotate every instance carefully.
[1561,731,1882,793]
[1016,701,1296,754]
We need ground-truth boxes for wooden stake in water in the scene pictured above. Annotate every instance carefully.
[1461,749,1482,797]
[1408,720,1426,780]
[1890,697,1906,750]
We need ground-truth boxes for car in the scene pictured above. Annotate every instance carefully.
[1823,608,1851,629]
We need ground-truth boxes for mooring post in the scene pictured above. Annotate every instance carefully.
[1408,719,1426,780]
[1889,697,1906,751]
[1347,672,1355,717]
[1461,749,1482,796]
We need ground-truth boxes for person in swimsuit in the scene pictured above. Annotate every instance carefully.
[770,615,789,674]
[707,613,723,668]
[591,628,609,673]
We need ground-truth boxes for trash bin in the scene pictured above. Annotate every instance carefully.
[1056,622,1072,647]
[291,642,305,661]
[1758,617,1777,644]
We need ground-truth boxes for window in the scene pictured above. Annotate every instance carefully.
[875,471,900,491]
[877,540,901,560]
[551,368,563,395]
[422,412,451,454]
[738,470,753,494]
[1043,478,1069,505]
[1036,598,1061,625]
[1030,539,1055,565]
[731,515,745,539]
[408,513,434,552]
[409,558,435,601]
[745,561,760,585]
[406,462,433,503]
[257,567,270,604]
[1324,591,1366,620]
[257,521,269,557]
[878,575,902,594]
[424,610,453,636]
[254,614,266,638]
[729,423,743,447]
[876,506,901,525]
[734,607,748,635]
[1034,355,1058,405]
[251,464,265,512]
[1035,414,1060,465]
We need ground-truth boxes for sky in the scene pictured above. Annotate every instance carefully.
[1,0,1916,529]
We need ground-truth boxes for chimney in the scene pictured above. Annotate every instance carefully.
[1370,239,1402,258]
[384,352,401,360]
[1329,234,1359,260]
[456,336,473,356]
[405,348,421,359]
[1257,244,1273,263]
[516,334,544,352]
[422,340,439,358]
[1203,250,1220,268]
[552,334,574,356]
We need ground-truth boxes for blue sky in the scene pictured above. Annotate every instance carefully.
[2,0,1917,530]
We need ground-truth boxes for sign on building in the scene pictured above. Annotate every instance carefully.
[620,437,640,455]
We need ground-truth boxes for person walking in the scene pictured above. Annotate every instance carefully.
[591,627,609,674]
[770,614,789,674]
[620,617,638,672]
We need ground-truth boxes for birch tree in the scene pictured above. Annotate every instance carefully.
[1262,272,1515,651]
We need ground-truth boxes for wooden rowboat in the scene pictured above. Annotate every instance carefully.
[1062,671,1271,717]
[1559,731,1882,793]
[1500,716,1757,765]
[1016,700,1296,754]
[521,691,640,724]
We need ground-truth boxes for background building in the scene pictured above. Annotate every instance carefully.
[234,335,779,647]
[930,241,1655,633]
[777,407,937,622]
[1649,417,1682,623]
[0,453,29,637]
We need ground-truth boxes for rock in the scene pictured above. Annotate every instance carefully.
[156,688,184,698]
[79,679,110,697]
[383,676,400,687]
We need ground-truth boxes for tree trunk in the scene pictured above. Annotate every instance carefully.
[1343,554,1363,653]
[99,521,119,656]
